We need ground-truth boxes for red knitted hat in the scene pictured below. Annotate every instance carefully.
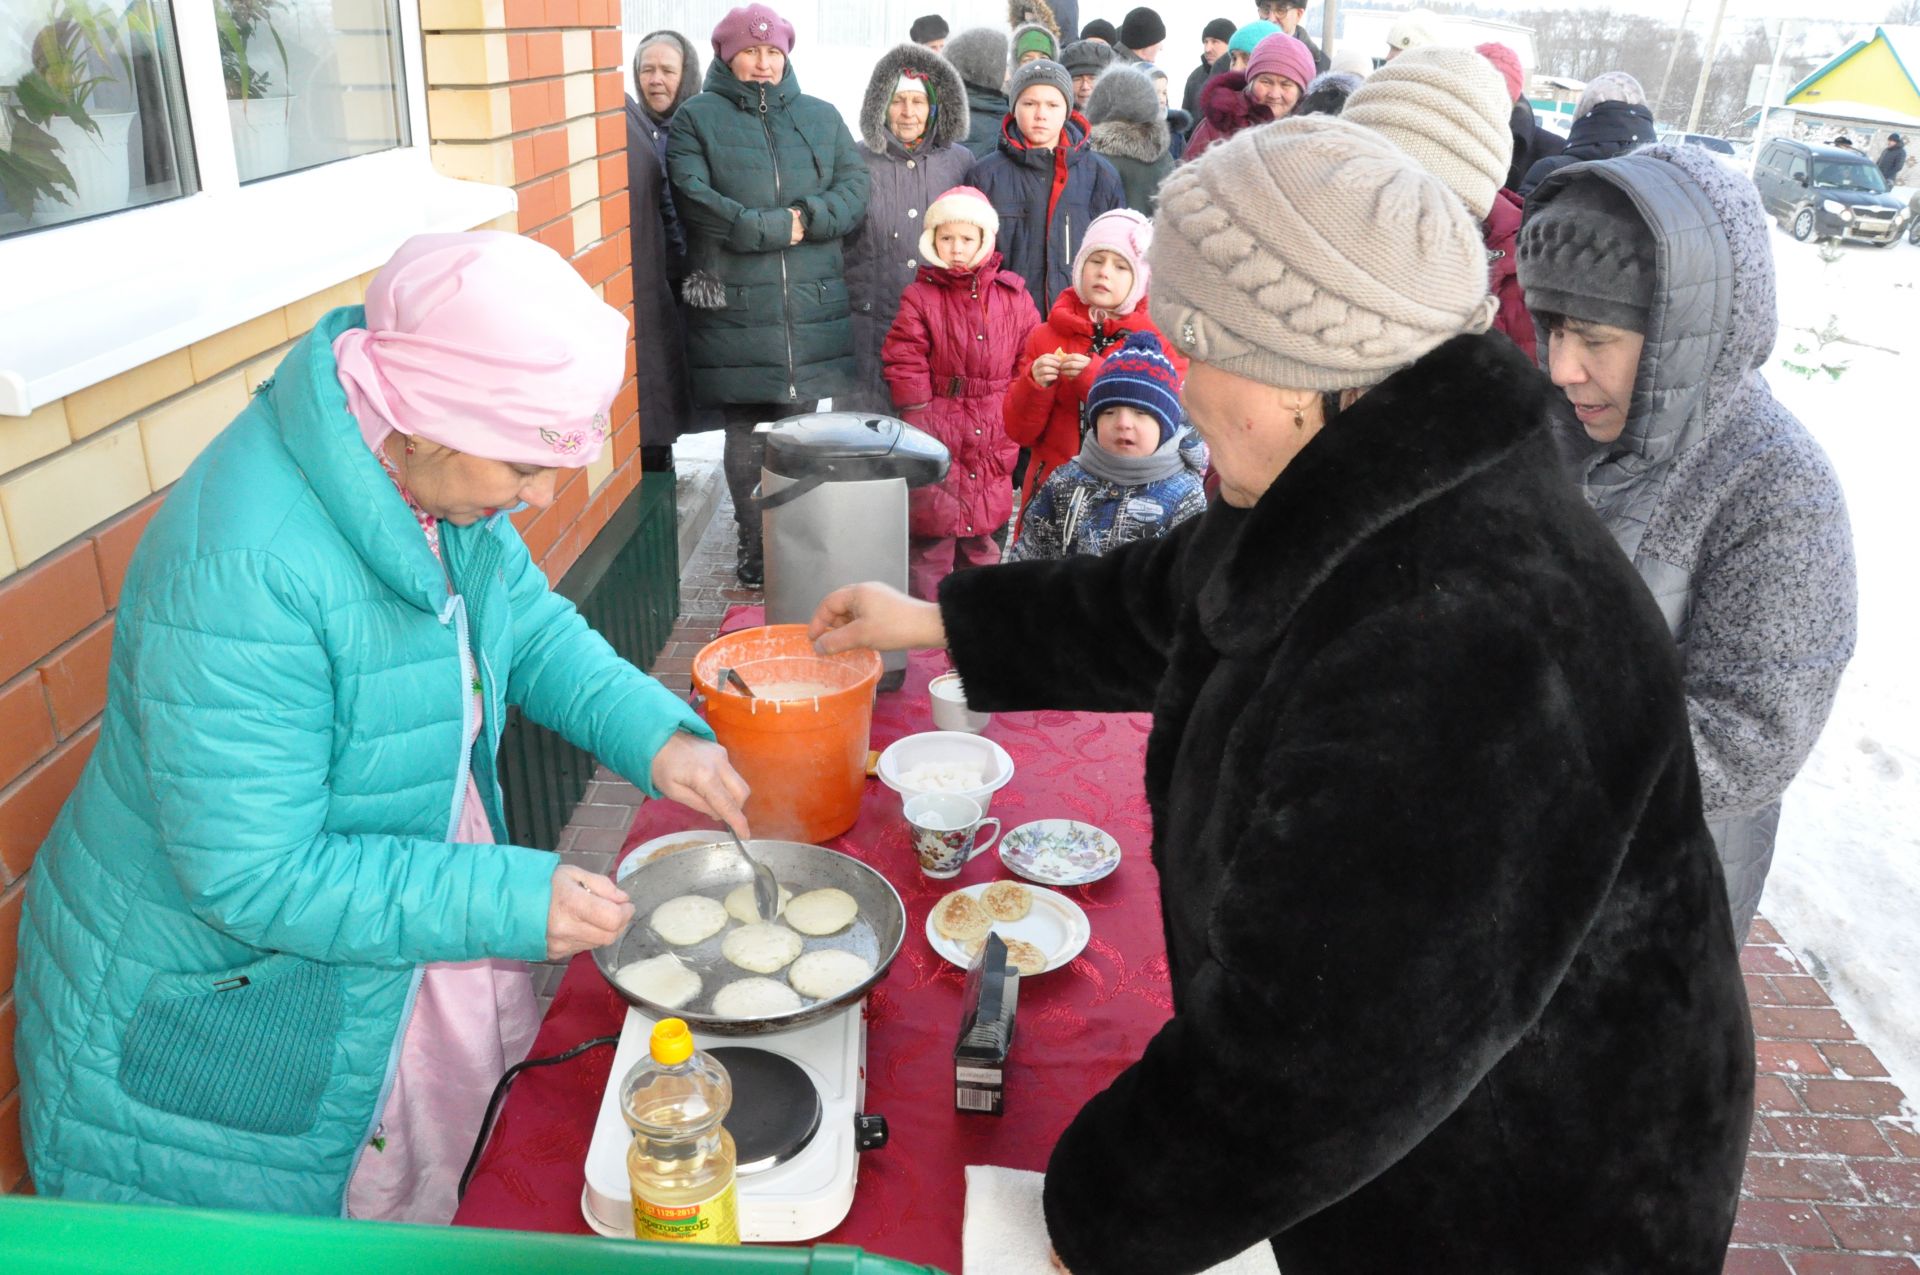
[1475,42,1525,104]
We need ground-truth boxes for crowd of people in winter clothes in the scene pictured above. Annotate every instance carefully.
[624,0,1856,958]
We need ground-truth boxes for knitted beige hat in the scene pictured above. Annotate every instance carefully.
[1342,47,1514,219]
[1150,115,1496,392]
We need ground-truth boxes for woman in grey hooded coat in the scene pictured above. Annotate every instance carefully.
[1085,64,1173,214]
[1519,144,1857,940]
[841,45,974,414]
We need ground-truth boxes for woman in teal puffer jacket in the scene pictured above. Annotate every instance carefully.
[16,232,749,1222]
[667,3,871,585]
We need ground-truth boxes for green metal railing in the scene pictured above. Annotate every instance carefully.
[497,471,681,850]
[0,1198,949,1274]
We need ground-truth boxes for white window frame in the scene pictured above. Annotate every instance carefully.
[0,0,515,418]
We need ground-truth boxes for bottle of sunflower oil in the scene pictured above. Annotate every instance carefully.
[620,1018,740,1245]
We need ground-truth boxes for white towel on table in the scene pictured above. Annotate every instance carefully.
[962,1165,1281,1275]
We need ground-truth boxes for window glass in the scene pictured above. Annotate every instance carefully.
[1,0,197,239]
[216,0,410,183]
[1812,158,1888,193]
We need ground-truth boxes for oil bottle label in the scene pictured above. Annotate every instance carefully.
[632,1181,740,1244]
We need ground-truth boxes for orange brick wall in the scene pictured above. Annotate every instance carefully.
[0,0,639,1192]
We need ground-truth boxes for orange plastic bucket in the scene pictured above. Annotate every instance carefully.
[692,625,884,842]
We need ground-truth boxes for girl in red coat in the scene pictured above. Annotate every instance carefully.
[882,185,1042,600]
[1003,207,1184,530]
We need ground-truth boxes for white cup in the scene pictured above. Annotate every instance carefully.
[929,672,991,734]
[905,792,1001,879]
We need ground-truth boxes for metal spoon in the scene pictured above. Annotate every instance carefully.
[722,667,756,697]
[729,827,781,923]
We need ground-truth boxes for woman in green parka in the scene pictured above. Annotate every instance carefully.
[15,232,751,1222]
[667,3,871,585]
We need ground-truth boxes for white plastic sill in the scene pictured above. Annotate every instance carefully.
[0,150,515,417]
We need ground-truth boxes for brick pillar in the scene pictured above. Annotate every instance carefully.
[423,0,642,585]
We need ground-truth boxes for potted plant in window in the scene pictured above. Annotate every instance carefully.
[3,0,140,224]
[218,0,293,181]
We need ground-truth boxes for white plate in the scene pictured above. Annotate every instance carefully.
[615,829,726,882]
[924,883,1090,976]
[997,820,1122,886]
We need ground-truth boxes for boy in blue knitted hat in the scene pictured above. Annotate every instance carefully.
[1009,329,1206,561]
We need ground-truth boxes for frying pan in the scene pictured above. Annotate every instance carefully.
[596,839,906,1036]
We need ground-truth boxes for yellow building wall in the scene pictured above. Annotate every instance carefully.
[1789,37,1920,115]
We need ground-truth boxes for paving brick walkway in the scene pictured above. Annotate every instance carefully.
[545,492,1920,1271]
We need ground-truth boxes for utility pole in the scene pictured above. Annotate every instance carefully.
[1655,0,1695,114]
[1749,19,1793,179]
[1322,0,1340,63]
[1685,0,1731,133]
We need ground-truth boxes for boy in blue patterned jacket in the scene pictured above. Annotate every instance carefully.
[1009,329,1206,561]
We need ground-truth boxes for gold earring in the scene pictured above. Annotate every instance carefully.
[1292,407,1305,430]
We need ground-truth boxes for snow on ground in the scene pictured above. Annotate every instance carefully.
[1760,225,1920,1106]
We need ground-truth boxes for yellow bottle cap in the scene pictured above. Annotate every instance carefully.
[650,1018,694,1065]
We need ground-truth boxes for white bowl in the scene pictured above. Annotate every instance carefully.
[877,731,1015,815]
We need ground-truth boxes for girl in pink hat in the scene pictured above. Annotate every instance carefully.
[1003,208,1185,529]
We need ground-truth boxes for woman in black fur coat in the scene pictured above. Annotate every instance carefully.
[812,117,1752,1274]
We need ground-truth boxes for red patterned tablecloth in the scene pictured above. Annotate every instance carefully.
[453,633,1172,1274]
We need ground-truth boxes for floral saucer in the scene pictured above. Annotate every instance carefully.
[998,820,1122,887]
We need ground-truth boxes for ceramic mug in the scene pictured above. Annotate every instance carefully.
[929,671,991,734]
[905,792,1001,879]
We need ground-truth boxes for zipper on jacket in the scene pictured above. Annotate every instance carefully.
[342,591,477,1214]
[760,83,800,403]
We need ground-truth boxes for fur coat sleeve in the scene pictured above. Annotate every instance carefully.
[939,521,1193,713]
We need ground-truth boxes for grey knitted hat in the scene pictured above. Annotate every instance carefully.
[945,27,1009,92]
[1150,115,1497,391]
[1061,38,1116,78]
[1009,57,1074,112]
[1518,176,1657,334]
[1342,46,1514,220]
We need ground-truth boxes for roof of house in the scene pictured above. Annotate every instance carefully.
[1784,25,1920,107]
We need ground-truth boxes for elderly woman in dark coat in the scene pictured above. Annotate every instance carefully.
[626,30,702,469]
[667,3,870,584]
[841,45,974,414]
[812,117,1751,1274]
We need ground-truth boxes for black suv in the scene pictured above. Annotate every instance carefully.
[1753,137,1910,246]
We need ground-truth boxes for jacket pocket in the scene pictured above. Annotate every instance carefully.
[120,953,346,1137]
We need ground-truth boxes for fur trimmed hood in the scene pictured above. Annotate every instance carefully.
[1007,0,1060,40]
[632,29,701,126]
[859,43,970,154]
[1086,64,1159,126]
[945,26,1009,94]
[1088,116,1169,163]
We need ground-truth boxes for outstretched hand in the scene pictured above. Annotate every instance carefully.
[650,732,752,839]
[809,582,947,656]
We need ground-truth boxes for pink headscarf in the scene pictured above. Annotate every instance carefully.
[333,231,628,468]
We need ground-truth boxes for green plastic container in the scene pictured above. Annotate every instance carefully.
[0,1198,949,1275]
